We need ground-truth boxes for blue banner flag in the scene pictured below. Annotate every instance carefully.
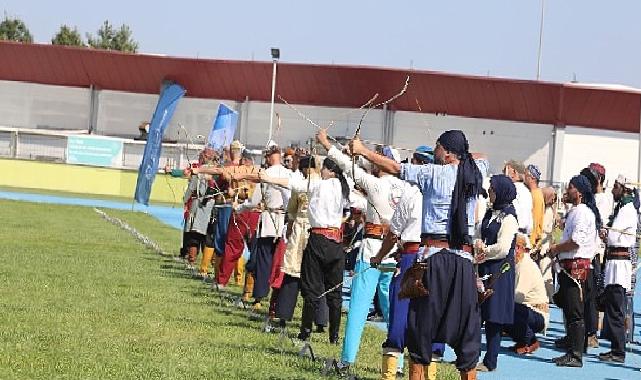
[207,103,238,150]
[134,82,185,205]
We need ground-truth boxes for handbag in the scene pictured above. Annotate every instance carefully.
[399,262,429,299]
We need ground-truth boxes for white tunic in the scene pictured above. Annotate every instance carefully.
[595,191,614,260]
[605,202,636,291]
[558,204,598,260]
[514,182,533,233]
[248,164,292,238]
[327,146,405,263]
[389,184,422,244]
[289,177,346,229]
[282,176,320,278]
[595,192,614,226]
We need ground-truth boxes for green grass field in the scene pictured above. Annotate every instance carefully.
[0,199,457,379]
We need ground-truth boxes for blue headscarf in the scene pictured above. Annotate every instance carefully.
[437,130,483,249]
[489,175,517,217]
[570,174,602,231]
[413,145,434,164]
[482,175,518,233]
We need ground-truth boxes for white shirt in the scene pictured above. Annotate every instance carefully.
[607,202,637,248]
[595,192,614,227]
[475,212,519,261]
[514,182,533,233]
[290,169,305,183]
[349,188,367,212]
[328,146,404,225]
[289,177,345,229]
[558,204,598,260]
[390,184,422,244]
[328,146,405,262]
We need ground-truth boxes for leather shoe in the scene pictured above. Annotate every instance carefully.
[598,351,624,363]
[553,354,582,367]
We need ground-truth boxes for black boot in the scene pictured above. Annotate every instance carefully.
[297,328,311,342]
[299,299,315,341]
[554,336,568,349]
[328,301,342,345]
[555,321,584,368]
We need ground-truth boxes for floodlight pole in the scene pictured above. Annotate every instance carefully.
[267,48,280,146]
[536,0,545,80]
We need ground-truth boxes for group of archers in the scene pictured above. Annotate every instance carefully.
[177,128,639,380]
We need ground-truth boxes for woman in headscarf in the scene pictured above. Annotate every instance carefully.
[548,174,600,368]
[473,174,518,372]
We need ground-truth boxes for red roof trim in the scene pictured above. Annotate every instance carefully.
[0,41,639,133]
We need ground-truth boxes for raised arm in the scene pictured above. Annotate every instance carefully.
[350,137,401,175]
[259,172,290,188]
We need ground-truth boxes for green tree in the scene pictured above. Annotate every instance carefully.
[51,25,84,46]
[0,13,33,43]
[87,20,138,53]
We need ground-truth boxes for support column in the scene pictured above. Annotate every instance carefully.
[238,96,250,144]
[88,85,100,134]
[382,104,396,145]
[549,123,565,184]
[387,108,396,145]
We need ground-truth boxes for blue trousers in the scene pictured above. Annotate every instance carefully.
[214,206,232,255]
[341,259,392,364]
[384,252,416,351]
[505,303,545,346]
[483,321,503,371]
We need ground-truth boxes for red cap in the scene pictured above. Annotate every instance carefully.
[589,163,605,178]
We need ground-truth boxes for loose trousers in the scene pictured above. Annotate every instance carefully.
[300,233,344,339]
[405,251,480,371]
[383,252,416,352]
[276,273,329,325]
[250,237,278,300]
[602,284,626,357]
[341,259,392,364]
[216,211,260,286]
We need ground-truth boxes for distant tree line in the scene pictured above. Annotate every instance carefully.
[0,12,138,53]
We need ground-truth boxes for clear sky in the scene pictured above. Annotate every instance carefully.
[4,0,641,87]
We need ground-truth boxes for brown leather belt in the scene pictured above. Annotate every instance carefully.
[364,222,390,240]
[607,247,631,260]
[401,242,421,253]
[310,227,343,243]
[421,238,473,253]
